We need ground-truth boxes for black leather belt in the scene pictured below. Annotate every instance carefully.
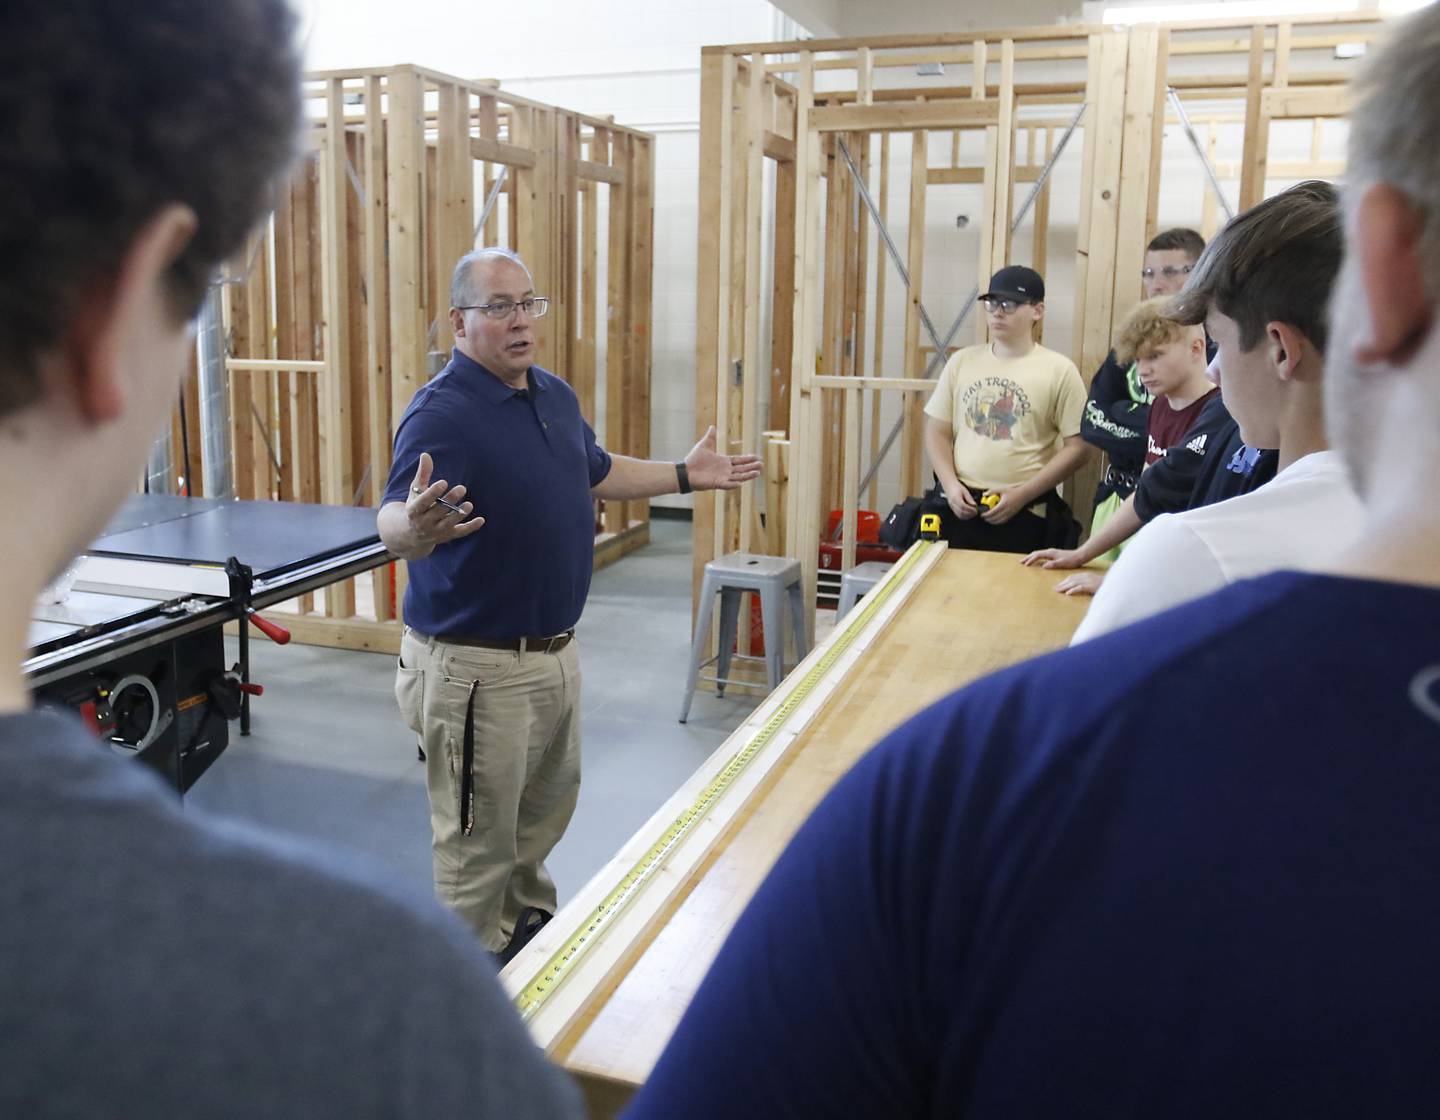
[438,631,575,654]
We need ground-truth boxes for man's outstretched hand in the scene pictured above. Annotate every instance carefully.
[405,452,485,547]
[684,426,763,491]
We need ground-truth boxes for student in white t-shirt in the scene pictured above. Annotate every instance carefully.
[922,265,1089,554]
[1072,180,1362,644]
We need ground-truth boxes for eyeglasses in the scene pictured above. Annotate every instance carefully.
[1140,265,1193,280]
[981,297,1033,315]
[456,296,550,320]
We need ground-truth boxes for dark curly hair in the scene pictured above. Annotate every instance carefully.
[0,0,303,415]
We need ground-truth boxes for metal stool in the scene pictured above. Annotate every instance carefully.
[836,561,893,620]
[680,552,809,723]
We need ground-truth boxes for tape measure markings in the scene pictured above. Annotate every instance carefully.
[514,541,941,1022]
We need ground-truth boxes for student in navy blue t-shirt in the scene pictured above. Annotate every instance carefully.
[377,248,760,960]
[626,9,1440,1116]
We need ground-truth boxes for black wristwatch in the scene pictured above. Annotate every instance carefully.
[675,461,692,494]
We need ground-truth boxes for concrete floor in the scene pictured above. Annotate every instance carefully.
[187,518,756,902]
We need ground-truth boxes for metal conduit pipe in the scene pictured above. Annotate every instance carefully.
[196,282,234,500]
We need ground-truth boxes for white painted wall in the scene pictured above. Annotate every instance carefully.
[834,0,1081,35]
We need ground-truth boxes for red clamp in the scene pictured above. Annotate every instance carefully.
[246,609,291,645]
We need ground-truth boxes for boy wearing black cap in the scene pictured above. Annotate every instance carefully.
[922,265,1090,553]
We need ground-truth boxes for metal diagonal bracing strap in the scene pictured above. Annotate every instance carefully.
[1167,87,1234,224]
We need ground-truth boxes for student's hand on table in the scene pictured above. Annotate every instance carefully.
[1055,570,1105,596]
[944,483,978,520]
[406,452,485,545]
[979,487,1027,525]
[1022,546,1084,570]
[686,425,764,491]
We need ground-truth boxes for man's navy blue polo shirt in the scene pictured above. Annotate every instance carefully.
[382,349,612,639]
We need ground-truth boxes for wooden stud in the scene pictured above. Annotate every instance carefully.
[578,180,599,421]
[992,40,1016,271]
[1114,27,1162,320]
[1202,120,1220,239]
[868,132,889,511]
[711,55,738,570]
[346,127,370,506]
[272,183,297,503]
[479,94,502,246]
[387,68,427,426]
[841,384,860,571]
[606,133,634,537]
[225,250,255,501]
[1273,21,1292,89]
[1032,127,1053,280]
[725,62,750,558]
[555,113,580,383]
[1238,24,1268,211]
[899,128,927,499]
[819,135,844,520]
[769,144,797,442]
[810,100,1000,133]
[739,55,767,555]
[1076,31,1130,386]
[320,78,356,616]
[785,54,823,639]
[386,69,425,615]
[693,51,727,618]
[247,222,274,502]
[1071,32,1103,371]
[363,73,393,623]
[628,137,655,478]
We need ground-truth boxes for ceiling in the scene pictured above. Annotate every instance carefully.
[773,0,1086,39]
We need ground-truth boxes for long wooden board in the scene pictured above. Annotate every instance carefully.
[505,549,1088,1115]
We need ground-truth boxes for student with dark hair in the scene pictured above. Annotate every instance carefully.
[0,3,580,1114]
[626,7,1440,1113]
[1073,180,1362,641]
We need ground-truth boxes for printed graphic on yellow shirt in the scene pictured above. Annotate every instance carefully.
[962,377,1033,442]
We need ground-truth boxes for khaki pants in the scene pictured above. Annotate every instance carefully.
[395,628,582,952]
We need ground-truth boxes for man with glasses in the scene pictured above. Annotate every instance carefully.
[378,247,760,961]
[923,265,1089,553]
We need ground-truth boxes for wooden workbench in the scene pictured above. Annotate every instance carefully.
[503,545,1089,1115]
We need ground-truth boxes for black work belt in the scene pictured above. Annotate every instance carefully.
[1103,464,1141,492]
[437,630,575,654]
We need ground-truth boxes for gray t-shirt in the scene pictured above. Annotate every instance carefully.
[0,708,582,1117]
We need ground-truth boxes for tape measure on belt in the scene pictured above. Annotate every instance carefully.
[513,540,943,1022]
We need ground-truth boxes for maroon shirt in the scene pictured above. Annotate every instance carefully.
[1145,386,1218,466]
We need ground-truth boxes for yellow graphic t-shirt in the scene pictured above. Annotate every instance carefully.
[923,343,1086,492]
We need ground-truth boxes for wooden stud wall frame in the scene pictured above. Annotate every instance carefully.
[178,65,655,655]
[693,11,1383,635]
